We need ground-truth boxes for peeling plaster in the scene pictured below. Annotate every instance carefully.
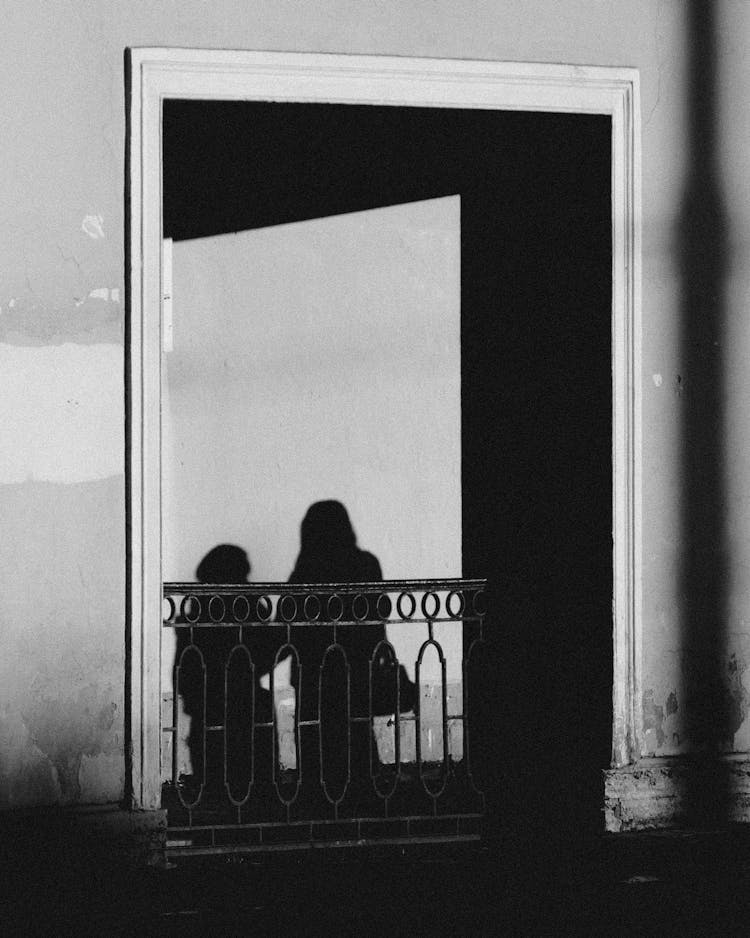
[21,683,118,804]
[728,653,749,742]
[679,652,749,750]
[0,292,122,346]
[642,688,665,754]
[81,214,105,240]
[645,654,750,756]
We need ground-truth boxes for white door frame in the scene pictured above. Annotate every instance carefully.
[126,48,641,811]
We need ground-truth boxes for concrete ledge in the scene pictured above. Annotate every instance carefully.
[605,757,750,831]
[0,804,167,868]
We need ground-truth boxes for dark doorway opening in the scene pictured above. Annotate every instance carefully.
[163,99,612,841]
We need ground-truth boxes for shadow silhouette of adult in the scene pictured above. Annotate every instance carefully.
[175,544,275,803]
[287,501,387,811]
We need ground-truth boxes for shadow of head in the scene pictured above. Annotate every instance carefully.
[196,544,251,584]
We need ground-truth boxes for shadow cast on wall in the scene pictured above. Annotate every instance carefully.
[174,503,397,804]
[679,0,731,827]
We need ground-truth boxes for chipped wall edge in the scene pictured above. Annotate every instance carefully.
[604,757,750,832]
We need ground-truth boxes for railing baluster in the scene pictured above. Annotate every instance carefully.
[162,578,486,851]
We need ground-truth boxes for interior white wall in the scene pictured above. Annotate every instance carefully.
[163,196,461,680]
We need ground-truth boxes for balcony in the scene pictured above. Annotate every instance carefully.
[162,578,486,856]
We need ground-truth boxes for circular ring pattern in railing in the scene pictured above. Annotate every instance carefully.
[303,593,321,621]
[396,591,416,620]
[163,595,176,624]
[421,591,440,619]
[472,589,486,616]
[376,592,392,620]
[326,593,344,621]
[446,590,465,618]
[232,594,251,622]
[256,595,273,622]
[352,593,369,621]
[208,594,225,623]
[182,594,201,624]
[279,594,298,622]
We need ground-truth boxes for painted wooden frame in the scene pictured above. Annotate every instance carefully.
[126,49,641,810]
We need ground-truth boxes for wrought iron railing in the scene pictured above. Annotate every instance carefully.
[162,578,486,855]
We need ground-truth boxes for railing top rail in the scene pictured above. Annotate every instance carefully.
[163,578,486,595]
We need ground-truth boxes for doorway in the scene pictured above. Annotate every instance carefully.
[161,98,611,834]
[125,51,640,823]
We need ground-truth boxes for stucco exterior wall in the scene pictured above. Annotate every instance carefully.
[2,1,750,812]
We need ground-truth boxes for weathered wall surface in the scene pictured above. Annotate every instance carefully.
[0,476,124,806]
[164,199,461,684]
[3,0,750,811]
[164,199,461,586]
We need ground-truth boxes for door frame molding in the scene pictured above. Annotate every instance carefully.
[126,48,641,810]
